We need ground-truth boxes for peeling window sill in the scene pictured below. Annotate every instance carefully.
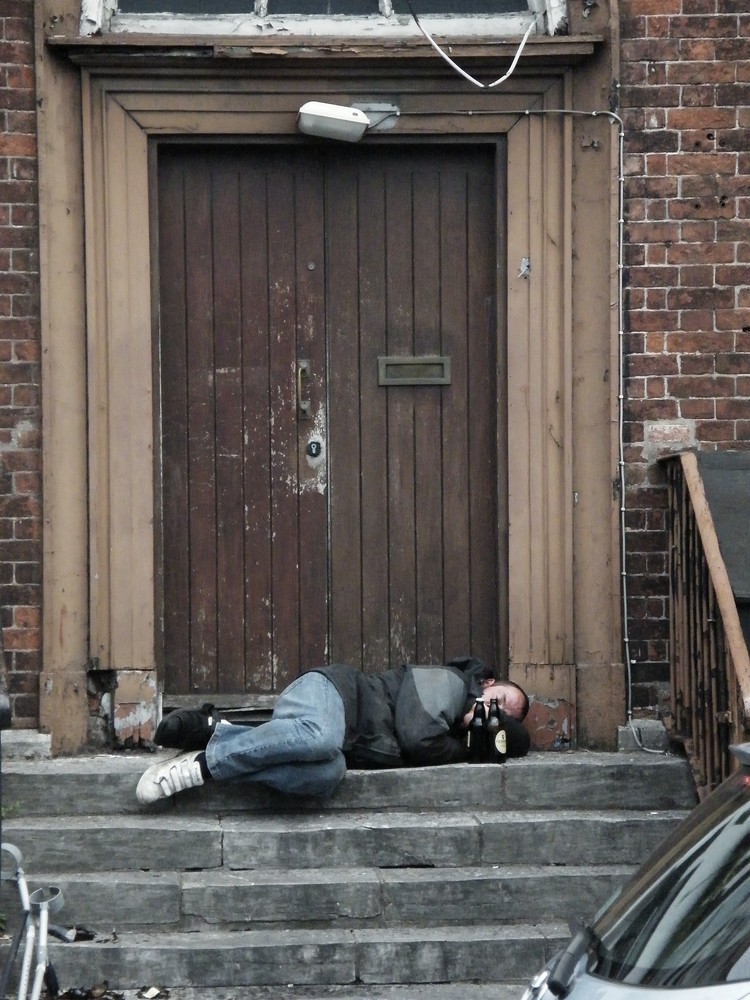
[47,30,602,70]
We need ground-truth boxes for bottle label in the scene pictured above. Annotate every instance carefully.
[495,730,507,754]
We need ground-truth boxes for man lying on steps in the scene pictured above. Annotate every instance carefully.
[136,657,531,805]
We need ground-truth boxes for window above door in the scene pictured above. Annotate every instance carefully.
[118,1,532,10]
[83,0,568,37]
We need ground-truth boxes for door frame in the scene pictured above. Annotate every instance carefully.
[82,69,572,710]
[37,31,623,749]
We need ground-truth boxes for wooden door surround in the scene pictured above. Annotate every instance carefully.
[37,31,623,749]
[81,69,574,709]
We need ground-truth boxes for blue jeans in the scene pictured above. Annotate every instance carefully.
[204,672,347,798]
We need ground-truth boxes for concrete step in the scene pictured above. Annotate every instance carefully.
[111,988,527,1000]
[9,864,635,932]
[3,923,568,990]
[1,808,688,874]
[0,751,697,817]
[0,751,696,994]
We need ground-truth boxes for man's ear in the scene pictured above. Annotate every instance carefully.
[480,677,496,689]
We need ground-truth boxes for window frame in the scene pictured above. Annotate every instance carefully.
[80,0,568,37]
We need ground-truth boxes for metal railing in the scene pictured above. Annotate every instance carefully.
[666,452,750,797]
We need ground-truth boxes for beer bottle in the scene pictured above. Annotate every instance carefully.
[486,697,501,761]
[489,697,508,764]
[467,697,487,762]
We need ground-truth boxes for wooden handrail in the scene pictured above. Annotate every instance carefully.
[680,453,750,715]
[666,452,750,795]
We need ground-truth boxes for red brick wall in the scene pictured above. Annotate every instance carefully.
[619,0,750,712]
[0,1,42,728]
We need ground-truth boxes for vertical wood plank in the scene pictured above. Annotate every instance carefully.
[267,160,301,689]
[295,154,329,670]
[184,156,218,692]
[494,136,510,673]
[158,154,191,692]
[239,160,274,690]
[506,121,533,665]
[358,155,391,673]
[385,163,417,666]
[539,109,571,663]
[39,3,89,751]
[212,160,246,691]
[327,151,364,667]
[100,97,155,670]
[440,163,471,659]
[466,154,498,669]
[527,114,547,665]
[121,111,156,667]
[541,109,568,664]
[412,157,444,663]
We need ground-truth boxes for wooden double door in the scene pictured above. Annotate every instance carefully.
[157,142,506,696]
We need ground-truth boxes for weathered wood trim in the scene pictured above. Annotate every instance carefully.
[82,69,578,689]
[83,78,155,671]
[47,34,601,64]
[91,74,561,136]
[506,78,573,669]
[36,1,90,753]
[561,73,575,653]
[148,139,165,678]
[81,72,109,669]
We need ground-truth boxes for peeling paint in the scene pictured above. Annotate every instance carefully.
[115,701,155,729]
[0,419,37,453]
[525,696,575,751]
[299,404,327,494]
[80,0,117,35]
[108,11,539,40]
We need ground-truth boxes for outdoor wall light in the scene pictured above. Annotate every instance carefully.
[297,102,371,142]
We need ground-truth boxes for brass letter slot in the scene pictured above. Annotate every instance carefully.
[378,356,451,386]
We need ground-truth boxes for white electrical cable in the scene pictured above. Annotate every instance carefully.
[487,16,543,87]
[406,0,543,90]
[628,721,667,755]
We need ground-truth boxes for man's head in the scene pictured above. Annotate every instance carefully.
[481,679,529,721]
[462,678,529,726]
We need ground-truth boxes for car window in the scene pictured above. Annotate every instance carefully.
[588,770,750,988]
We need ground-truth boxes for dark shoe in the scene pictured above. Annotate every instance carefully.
[155,703,218,750]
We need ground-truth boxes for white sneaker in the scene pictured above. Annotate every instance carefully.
[136,750,205,805]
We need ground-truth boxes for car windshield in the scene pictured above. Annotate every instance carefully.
[588,769,750,988]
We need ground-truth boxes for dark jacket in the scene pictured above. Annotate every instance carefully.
[312,658,530,769]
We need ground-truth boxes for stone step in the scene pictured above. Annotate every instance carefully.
[0,751,693,996]
[1,923,568,990]
[6,864,635,932]
[109,988,527,1000]
[0,751,697,817]
[2,808,688,874]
